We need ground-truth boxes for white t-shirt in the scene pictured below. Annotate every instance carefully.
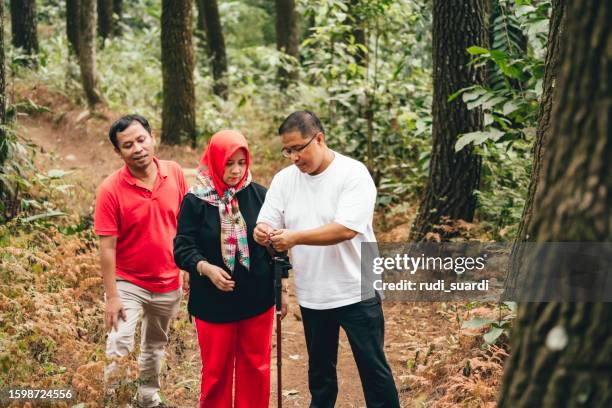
[257,151,377,310]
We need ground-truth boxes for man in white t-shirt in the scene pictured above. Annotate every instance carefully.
[255,111,399,407]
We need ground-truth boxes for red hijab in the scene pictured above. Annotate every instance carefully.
[199,130,251,197]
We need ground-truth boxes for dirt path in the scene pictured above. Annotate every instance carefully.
[16,91,504,407]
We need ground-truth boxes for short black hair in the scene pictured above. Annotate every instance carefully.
[278,110,325,138]
[108,114,151,149]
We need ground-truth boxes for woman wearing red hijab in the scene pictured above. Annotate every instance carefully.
[174,130,287,407]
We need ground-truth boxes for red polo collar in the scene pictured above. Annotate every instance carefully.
[120,157,167,190]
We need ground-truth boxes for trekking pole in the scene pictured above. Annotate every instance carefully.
[266,246,291,408]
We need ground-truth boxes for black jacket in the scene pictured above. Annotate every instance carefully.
[173,182,274,323]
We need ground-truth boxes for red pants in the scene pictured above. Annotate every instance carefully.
[195,307,274,408]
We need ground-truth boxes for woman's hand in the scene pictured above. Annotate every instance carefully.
[197,261,235,292]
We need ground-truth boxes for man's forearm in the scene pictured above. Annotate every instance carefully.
[100,247,119,298]
[293,222,357,246]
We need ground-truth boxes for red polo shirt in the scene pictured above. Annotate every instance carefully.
[94,158,188,293]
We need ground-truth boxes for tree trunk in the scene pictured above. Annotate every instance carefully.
[275,0,300,87]
[195,0,207,47]
[113,0,122,35]
[201,0,228,99]
[10,0,38,67]
[0,0,6,168]
[66,0,81,56]
[503,0,566,298]
[499,0,612,406]
[409,0,488,242]
[78,0,103,107]
[97,0,114,40]
[161,0,196,145]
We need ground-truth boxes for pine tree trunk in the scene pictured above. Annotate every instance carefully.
[503,0,566,298]
[499,1,612,406]
[66,0,81,56]
[195,0,207,47]
[409,0,488,242]
[10,0,38,67]
[97,0,114,40]
[161,0,196,145]
[201,0,228,99]
[0,0,6,167]
[113,0,122,35]
[78,0,103,107]
[275,0,299,87]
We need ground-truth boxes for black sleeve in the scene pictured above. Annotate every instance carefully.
[173,194,207,275]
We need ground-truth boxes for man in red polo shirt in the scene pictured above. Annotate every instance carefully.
[94,114,187,408]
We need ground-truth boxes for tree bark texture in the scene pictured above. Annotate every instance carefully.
[504,0,566,297]
[201,0,228,99]
[113,0,122,35]
[275,0,300,87]
[161,0,196,145]
[409,0,488,241]
[66,0,81,56]
[97,0,114,40]
[195,0,207,47]
[499,0,611,406]
[78,0,103,106]
[0,1,6,167]
[10,0,38,66]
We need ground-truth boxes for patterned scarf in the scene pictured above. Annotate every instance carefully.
[189,172,251,273]
[189,130,252,273]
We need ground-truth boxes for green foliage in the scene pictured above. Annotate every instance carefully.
[15,0,550,239]
[298,0,433,206]
[18,0,435,212]
[451,0,551,238]
[220,1,275,47]
[0,124,37,222]
[462,302,516,346]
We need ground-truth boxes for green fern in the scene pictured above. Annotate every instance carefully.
[488,0,527,90]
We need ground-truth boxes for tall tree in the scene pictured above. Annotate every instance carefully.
[275,0,300,87]
[0,0,7,168]
[200,0,228,99]
[78,0,103,106]
[97,0,114,40]
[161,0,196,145]
[195,0,207,46]
[499,0,611,406]
[409,0,488,241]
[112,0,122,35]
[503,0,567,297]
[66,0,81,56]
[10,0,39,67]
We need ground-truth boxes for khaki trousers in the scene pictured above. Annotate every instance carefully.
[105,280,181,407]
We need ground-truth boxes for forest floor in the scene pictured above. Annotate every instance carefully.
[0,83,509,407]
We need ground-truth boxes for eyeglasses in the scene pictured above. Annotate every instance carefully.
[281,133,318,158]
